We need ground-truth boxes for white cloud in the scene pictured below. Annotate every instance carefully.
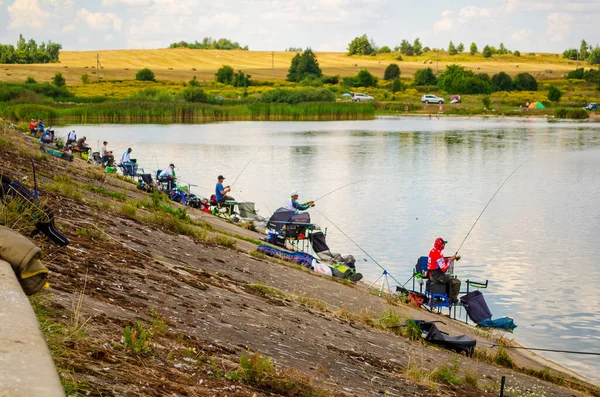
[546,12,573,42]
[459,5,493,19]
[7,0,50,29]
[511,28,533,42]
[504,0,555,12]
[77,8,122,30]
[434,10,454,33]
[102,0,150,6]
[62,24,75,32]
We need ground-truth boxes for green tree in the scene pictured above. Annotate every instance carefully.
[588,46,600,65]
[482,96,491,109]
[563,48,578,60]
[215,65,234,84]
[469,42,478,55]
[378,46,391,54]
[498,43,508,55]
[135,68,155,81]
[514,50,521,57]
[25,76,37,84]
[52,72,66,87]
[383,64,401,80]
[188,75,200,86]
[548,85,562,102]
[579,40,589,60]
[398,40,414,56]
[233,70,251,87]
[413,68,437,86]
[390,77,402,92]
[448,41,457,56]
[482,45,493,58]
[182,86,207,102]
[456,43,465,53]
[347,34,374,55]
[437,64,491,94]
[354,69,378,87]
[287,49,322,82]
[566,68,585,79]
[413,38,423,56]
[423,46,431,53]
[513,72,538,91]
[16,34,26,51]
[491,72,513,92]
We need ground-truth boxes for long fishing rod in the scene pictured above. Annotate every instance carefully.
[314,208,403,286]
[481,342,600,356]
[455,161,528,256]
[312,180,365,203]
[230,147,261,189]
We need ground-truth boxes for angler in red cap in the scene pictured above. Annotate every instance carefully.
[427,237,461,303]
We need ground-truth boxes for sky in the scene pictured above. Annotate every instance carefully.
[0,0,598,53]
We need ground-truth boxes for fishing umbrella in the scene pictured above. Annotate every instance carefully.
[528,102,546,109]
[342,93,351,97]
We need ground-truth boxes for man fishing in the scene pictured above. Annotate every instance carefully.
[120,148,137,175]
[159,163,176,191]
[285,191,314,213]
[215,175,234,203]
[427,237,461,303]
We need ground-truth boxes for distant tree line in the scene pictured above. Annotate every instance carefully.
[0,34,61,64]
[169,37,248,50]
[563,40,600,65]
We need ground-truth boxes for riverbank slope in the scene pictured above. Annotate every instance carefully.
[0,119,598,396]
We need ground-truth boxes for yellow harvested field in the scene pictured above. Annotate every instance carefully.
[0,48,584,85]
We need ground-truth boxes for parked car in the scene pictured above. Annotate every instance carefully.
[584,102,598,111]
[421,94,445,104]
[352,93,374,102]
[450,95,462,104]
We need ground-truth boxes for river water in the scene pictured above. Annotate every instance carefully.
[66,117,600,382]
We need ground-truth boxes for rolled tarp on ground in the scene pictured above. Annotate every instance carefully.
[0,260,64,396]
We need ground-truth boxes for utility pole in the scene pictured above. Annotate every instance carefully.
[436,49,439,75]
[96,53,106,81]
[272,51,275,78]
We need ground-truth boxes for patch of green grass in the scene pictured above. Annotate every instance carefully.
[249,249,267,259]
[122,322,152,354]
[430,358,463,385]
[463,369,479,388]
[0,136,13,149]
[211,235,237,249]
[146,212,207,240]
[82,185,126,201]
[119,203,138,219]
[85,171,105,182]
[522,367,564,385]
[494,346,515,369]
[246,283,288,300]
[75,226,106,240]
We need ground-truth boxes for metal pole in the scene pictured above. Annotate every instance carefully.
[436,49,439,74]
[499,376,506,397]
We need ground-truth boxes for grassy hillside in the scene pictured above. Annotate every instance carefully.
[0,48,587,85]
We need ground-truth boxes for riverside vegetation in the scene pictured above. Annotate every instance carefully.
[2,118,600,396]
[1,44,599,123]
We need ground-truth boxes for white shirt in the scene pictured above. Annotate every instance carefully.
[121,151,131,163]
[67,131,76,141]
[285,198,296,211]
[159,166,174,178]
[101,145,109,158]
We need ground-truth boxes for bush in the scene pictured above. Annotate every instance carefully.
[378,45,391,54]
[413,68,437,86]
[321,75,339,85]
[491,72,513,92]
[514,50,521,57]
[287,49,322,82]
[233,70,251,87]
[52,72,66,87]
[547,85,562,102]
[554,108,589,119]
[482,45,493,58]
[566,68,585,79]
[25,76,37,84]
[482,96,491,109]
[354,69,378,87]
[437,64,491,94]
[390,78,402,93]
[260,88,335,104]
[215,65,234,84]
[81,74,90,84]
[589,46,600,65]
[181,86,207,102]
[383,64,400,80]
[135,68,155,81]
[513,72,537,91]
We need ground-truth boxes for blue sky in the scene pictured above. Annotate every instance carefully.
[0,0,598,52]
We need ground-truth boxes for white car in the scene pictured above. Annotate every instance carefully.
[353,93,374,102]
[421,94,445,104]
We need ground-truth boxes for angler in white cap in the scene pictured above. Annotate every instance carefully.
[285,190,315,213]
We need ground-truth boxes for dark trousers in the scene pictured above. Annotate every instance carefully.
[430,269,461,302]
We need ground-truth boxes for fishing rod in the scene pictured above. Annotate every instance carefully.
[230,147,262,189]
[312,180,366,203]
[454,161,528,256]
[313,208,403,286]
[480,342,600,356]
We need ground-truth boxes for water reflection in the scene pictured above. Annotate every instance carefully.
[67,118,600,382]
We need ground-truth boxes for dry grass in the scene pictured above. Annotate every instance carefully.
[0,48,582,85]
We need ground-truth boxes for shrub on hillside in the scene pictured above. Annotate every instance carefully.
[513,72,537,91]
[554,108,589,119]
[135,68,156,82]
[215,65,234,84]
[547,85,562,102]
[260,88,335,104]
[182,86,207,103]
[52,72,66,87]
[383,64,401,81]
[413,68,437,86]
[355,70,378,87]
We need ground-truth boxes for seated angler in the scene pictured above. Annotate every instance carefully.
[427,237,461,303]
[120,148,138,175]
[100,141,115,166]
[285,190,314,213]
[159,163,176,191]
[76,136,91,153]
[215,175,234,203]
[66,130,77,148]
